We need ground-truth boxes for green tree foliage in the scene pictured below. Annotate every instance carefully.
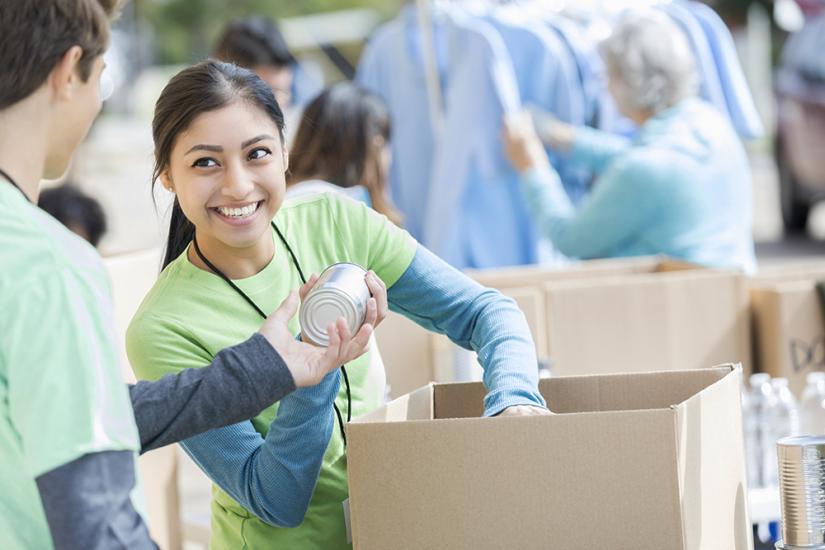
[135,0,398,63]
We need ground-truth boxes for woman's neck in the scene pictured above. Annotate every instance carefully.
[188,229,275,280]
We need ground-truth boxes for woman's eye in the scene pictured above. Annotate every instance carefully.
[192,157,218,168]
[248,147,271,161]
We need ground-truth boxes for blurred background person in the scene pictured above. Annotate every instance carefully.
[38,184,108,248]
[503,9,757,274]
[214,16,296,111]
[213,15,325,142]
[287,81,403,226]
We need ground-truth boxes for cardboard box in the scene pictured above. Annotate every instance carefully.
[376,258,751,396]
[750,262,825,397]
[347,365,751,550]
[375,311,438,399]
[539,265,750,376]
[471,257,749,377]
[105,249,182,550]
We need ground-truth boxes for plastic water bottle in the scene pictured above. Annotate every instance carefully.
[799,372,825,435]
[748,373,773,488]
[741,380,758,490]
[763,378,800,489]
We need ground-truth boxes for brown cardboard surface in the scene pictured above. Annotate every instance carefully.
[466,256,663,286]
[430,367,730,418]
[750,276,825,397]
[544,270,750,376]
[347,366,750,550]
[377,258,749,399]
[676,367,751,549]
[374,311,435,399]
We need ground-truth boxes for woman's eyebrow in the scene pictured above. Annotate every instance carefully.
[241,134,276,149]
[185,144,223,155]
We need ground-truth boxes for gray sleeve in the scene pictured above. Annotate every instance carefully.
[35,450,157,550]
[129,333,296,454]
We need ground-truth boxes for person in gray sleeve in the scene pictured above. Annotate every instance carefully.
[0,1,379,549]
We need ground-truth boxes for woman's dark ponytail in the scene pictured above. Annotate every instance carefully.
[162,198,195,269]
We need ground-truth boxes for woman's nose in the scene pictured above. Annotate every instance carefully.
[221,163,254,199]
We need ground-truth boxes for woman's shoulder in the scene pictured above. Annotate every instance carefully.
[280,189,371,224]
[285,180,371,205]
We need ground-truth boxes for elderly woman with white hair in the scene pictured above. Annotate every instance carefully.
[503,10,756,273]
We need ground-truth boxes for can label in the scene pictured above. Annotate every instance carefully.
[299,263,370,346]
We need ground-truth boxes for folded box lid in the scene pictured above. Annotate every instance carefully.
[354,365,736,424]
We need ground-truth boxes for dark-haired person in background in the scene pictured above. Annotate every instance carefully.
[287,81,403,226]
[214,16,325,142]
[38,184,107,247]
[0,2,376,548]
[214,16,296,110]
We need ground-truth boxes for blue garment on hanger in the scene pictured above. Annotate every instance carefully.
[425,13,538,268]
[541,15,599,128]
[659,3,731,123]
[356,6,448,240]
[483,8,588,203]
[685,1,763,139]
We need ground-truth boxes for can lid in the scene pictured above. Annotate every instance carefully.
[299,289,360,347]
[776,541,825,549]
[778,435,825,447]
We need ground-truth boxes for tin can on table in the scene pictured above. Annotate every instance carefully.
[775,435,825,550]
[299,262,370,347]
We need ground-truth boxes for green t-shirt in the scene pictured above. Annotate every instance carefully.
[0,183,141,550]
[127,193,417,549]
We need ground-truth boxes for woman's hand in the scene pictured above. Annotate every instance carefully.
[503,111,552,174]
[258,289,377,387]
[528,106,576,152]
[364,270,389,330]
[496,405,553,417]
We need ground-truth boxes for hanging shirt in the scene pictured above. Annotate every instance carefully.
[685,0,764,139]
[424,12,539,268]
[356,5,448,240]
[0,183,142,550]
[659,3,731,124]
[518,99,757,273]
[485,7,589,205]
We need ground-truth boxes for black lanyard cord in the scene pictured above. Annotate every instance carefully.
[0,168,31,203]
[192,221,351,445]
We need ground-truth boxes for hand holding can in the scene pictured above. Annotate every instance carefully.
[299,263,386,347]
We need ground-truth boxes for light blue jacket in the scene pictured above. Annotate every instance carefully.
[520,99,757,273]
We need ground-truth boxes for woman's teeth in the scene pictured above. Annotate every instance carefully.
[216,202,259,218]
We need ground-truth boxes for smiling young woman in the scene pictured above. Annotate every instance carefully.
[128,60,549,549]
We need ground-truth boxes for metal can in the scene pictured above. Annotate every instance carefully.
[775,435,825,550]
[299,262,370,347]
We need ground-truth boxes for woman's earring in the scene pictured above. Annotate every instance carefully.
[161,173,175,193]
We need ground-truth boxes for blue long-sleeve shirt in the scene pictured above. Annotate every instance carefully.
[179,243,546,527]
[519,98,757,273]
